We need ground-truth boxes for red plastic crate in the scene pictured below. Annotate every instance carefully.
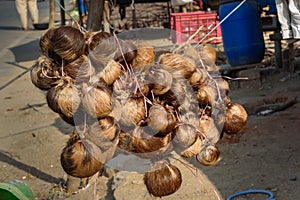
[170,11,222,44]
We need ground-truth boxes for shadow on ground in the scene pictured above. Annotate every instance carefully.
[0,151,63,184]
[9,39,41,63]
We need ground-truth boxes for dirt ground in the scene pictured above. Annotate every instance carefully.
[1,39,299,200]
[1,2,300,200]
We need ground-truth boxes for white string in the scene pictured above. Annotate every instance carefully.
[194,0,247,47]
[131,0,135,10]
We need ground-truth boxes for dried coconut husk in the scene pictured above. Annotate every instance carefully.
[88,116,119,146]
[157,52,196,79]
[30,55,60,90]
[112,74,148,122]
[39,27,60,61]
[183,46,202,67]
[172,114,199,153]
[46,76,81,118]
[144,160,182,197]
[196,144,221,166]
[89,36,137,70]
[51,26,86,63]
[179,90,199,113]
[224,96,231,107]
[163,74,193,110]
[99,59,123,86]
[222,79,230,95]
[118,127,172,158]
[85,120,119,164]
[181,135,203,158]
[128,65,153,98]
[164,73,198,113]
[81,81,112,118]
[223,103,248,134]
[131,41,155,68]
[63,55,95,83]
[39,27,55,54]
[118,40,137,65]
[196,85,217,106]
[203,44,217,63]
[215,115,226,138]
[112,97,146,132]
[146,104,177,135]
[147,64,173,96]
[214,77,230,96]
[198,115,220,145]
[60,132,104,178]
[188,67,208,87]
[196,45,220,72]
[173,122,199,152]
[96,116,119,141]
[85,31,112,52]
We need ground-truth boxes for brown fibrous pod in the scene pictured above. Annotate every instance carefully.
[63,55,95,83]
[144,161,182,197]
[85,31,112,53]
[81,81,112,118]
[99,59,123,86]
[196,144,221,166]
[181,135,203,158]
[173,122,199,149]
[88,116,119,147]
[146,104,177,135]
[148,64,173,96]
[203,44,217,63]
[196,85,217,106]
[30,55,60,90]
[188,67,208,88]
[51,25,86,63]
[89,36,137,70]
[112,97,146,131]
[46,76,81,118]
[198,115,220,145]
[158,52,196,79]
[118,126,172,156]
[196,45,220,72]
[223,103,248,134]
[131,41,155,68]
[39,27,60,61]
[60,132,104,178]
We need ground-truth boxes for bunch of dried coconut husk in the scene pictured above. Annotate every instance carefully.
[30,25,247,197]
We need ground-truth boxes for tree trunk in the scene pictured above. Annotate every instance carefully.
[49,0,55,28]
[87,0,105,31]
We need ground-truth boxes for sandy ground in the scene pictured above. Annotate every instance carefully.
[1,2,300,200]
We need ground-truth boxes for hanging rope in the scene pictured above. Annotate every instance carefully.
[194,0,247,47]
[54,0,88,32]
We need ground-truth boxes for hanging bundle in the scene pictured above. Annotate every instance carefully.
[46,76,81,119]
[30,55,60,90]
[60,132,105,178]
[31,26,248,197]
[81,81,112,118]
[51,26,86,63]
[223,103,248,134]
[144,160,182,197]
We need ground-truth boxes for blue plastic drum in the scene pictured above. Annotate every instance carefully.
[219,0,265,66]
